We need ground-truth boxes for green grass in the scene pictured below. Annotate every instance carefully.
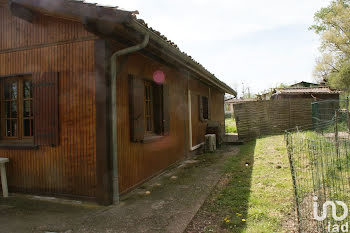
[193,135,295,232]
[225,118,237,134]
[287,130,350,225]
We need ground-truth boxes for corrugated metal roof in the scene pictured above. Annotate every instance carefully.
[225,98,257,103]
[79,0,138,13]
[276,87,340,95]
[9,0,236,95]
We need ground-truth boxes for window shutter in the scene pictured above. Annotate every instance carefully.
[162,84,170,135]
[153,84,163,135]
[199,95,205,122]
[208,97,211,120]
[129,75,145,142]
[33,72,59,146]
[202,96,209,120]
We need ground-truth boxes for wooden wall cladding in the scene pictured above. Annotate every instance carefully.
[0,41,97,198]
[115,51,189,193]
[189,78,210,147]
[0,4,97,198]
[0,5,95,51]
[33,72,60,146]
[210,88,225,125]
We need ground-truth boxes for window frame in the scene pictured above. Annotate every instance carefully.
[129,75,169,143]
[144,80,155,135]
[142,78,166,142]
[0,75,34,142]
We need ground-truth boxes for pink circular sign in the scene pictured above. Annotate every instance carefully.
[153,70,165,84]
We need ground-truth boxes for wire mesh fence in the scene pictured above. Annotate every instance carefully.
[286,99,350,233]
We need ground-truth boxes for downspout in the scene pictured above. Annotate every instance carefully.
[110,33,150,204]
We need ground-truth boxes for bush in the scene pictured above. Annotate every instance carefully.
[225,118,237,133]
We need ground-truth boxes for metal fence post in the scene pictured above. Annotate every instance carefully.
[335,110,340,158]
[347,97,349,133]
[286,133,302,233]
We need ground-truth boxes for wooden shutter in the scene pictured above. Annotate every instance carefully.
[208,95,211,120]
[202,96,209,120]
[199,95,205,122]
[153,84,163,135]
[162,84,170,135]
[129,75,145,142]
[33,72,59,146]
[199,96,209,121]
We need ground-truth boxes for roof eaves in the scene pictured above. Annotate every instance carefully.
[9,0,237,96]
[126,18,237,96]
[10,0,134,24]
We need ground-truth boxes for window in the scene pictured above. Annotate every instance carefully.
[1,76,33,140]
[202,96,209,120]
[199,95,209,121]
[129,75,170,142]
[144,81,154,134]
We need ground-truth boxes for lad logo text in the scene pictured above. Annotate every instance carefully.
[313,196,349,232]
[313,196,348,221]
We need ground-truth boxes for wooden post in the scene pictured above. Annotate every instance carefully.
[347,97,349,133]
[95,40,113,205]
[335,110,340,158]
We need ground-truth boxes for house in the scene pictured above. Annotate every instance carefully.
[257,81,336,101]
[0,0,236,205]
[271,87,340,101]
[225,98,235,117]
[224,98,256,117]
[289,81,323,88]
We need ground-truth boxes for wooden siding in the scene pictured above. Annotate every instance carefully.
[210,87,225,125]
[0,4,95,52]
[189,78,211,147]
[0,5,97,198]
[114,43,226,192]
[115,51,189,193]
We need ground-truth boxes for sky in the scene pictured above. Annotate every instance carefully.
[89,0,331,96]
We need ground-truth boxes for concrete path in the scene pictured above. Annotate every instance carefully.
[0,146,239,233]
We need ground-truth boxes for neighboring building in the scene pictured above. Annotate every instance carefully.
[225,98,257,117]
[225,98,235,117]
[0,0,236,205]
[271,87,340,100]
[257,92,272,100]
[259,81,332,101]
[289,81,323,88]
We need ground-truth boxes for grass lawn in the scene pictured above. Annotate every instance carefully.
[186,135,297,233]
[225,118,237,134]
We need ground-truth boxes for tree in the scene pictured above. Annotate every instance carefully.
[275,83,289,89]
[310,0,350,91]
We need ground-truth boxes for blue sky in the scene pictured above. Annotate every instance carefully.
[91,0,331,96]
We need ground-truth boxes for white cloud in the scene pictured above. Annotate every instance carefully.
[89,0,331,93]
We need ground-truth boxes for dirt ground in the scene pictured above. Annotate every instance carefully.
[0,146,239,233]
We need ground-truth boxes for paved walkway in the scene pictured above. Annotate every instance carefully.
[0,146,238,233]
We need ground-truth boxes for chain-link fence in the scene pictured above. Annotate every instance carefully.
[286,99,350,233]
